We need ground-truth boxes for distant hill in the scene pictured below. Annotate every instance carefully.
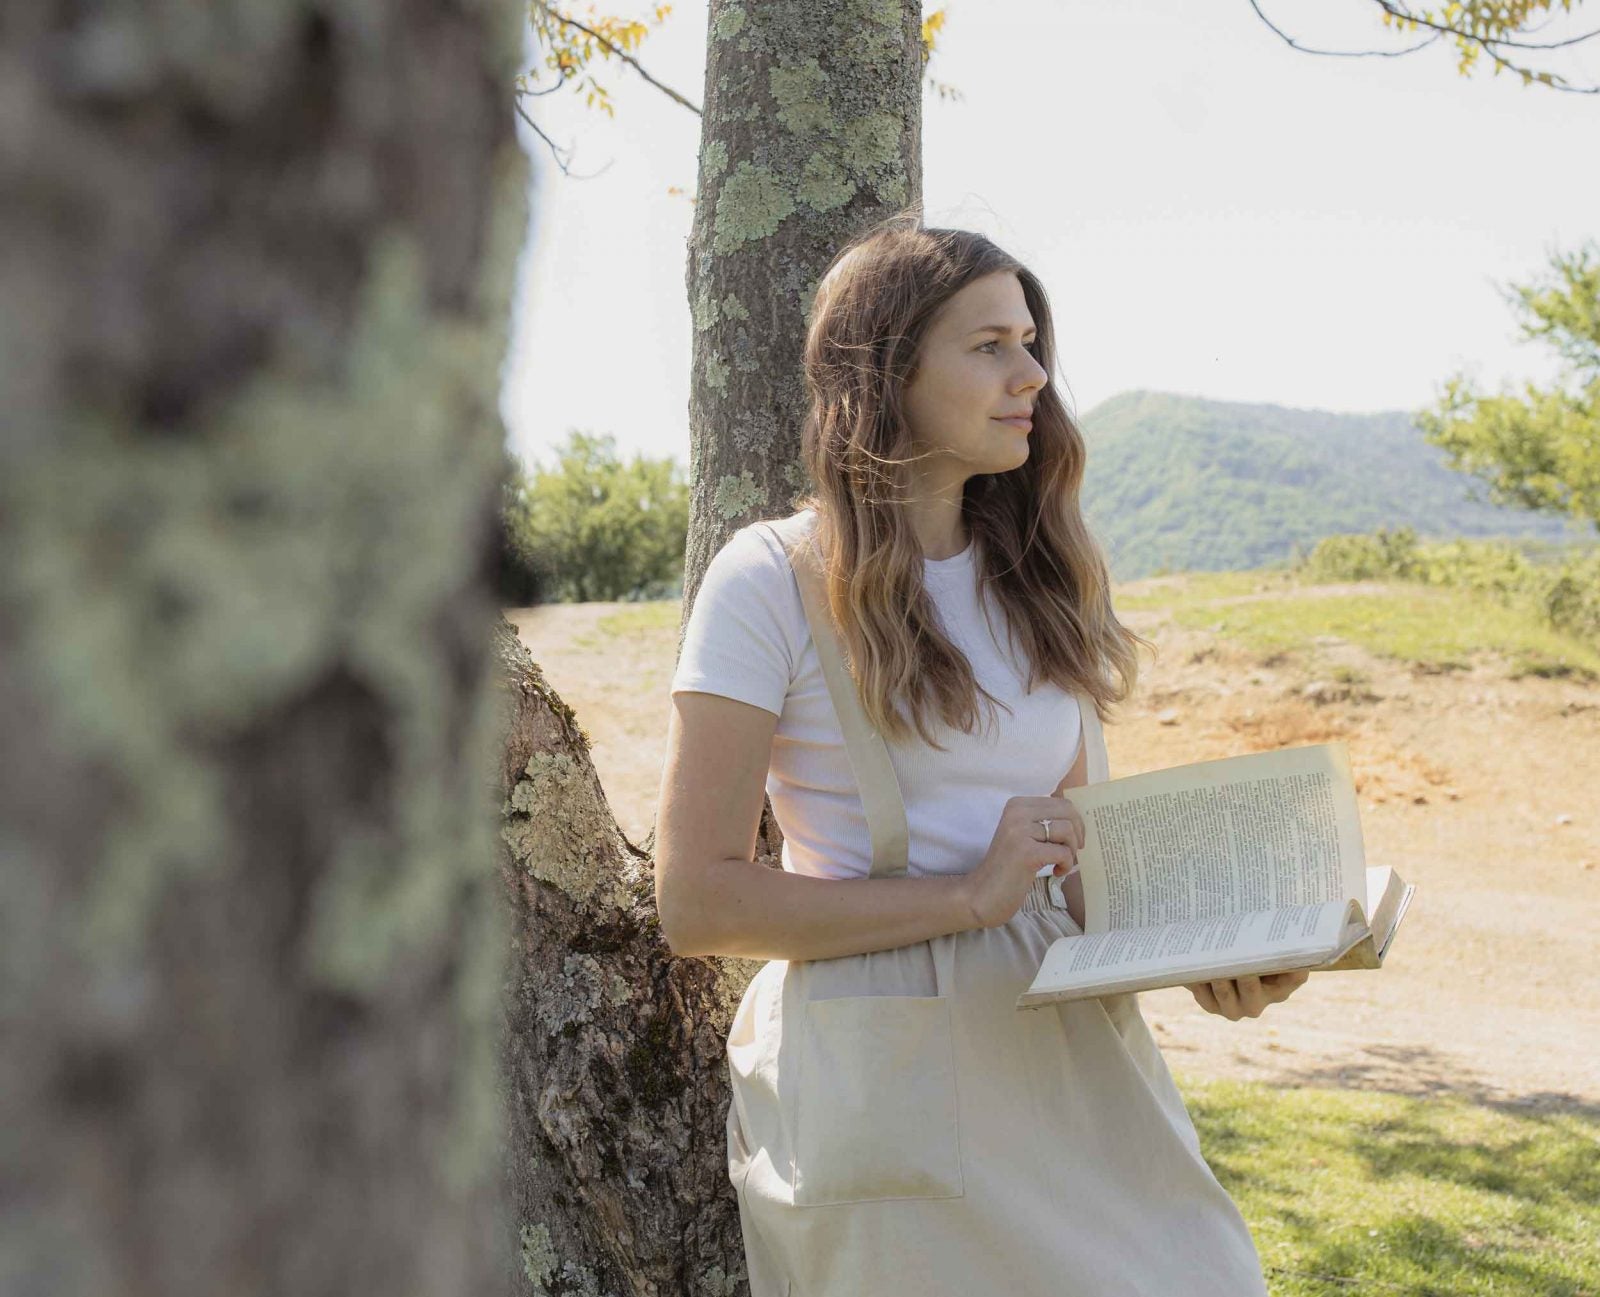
[1078,390,1588,581]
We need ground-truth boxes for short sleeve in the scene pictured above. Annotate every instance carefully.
[670,523,804,718]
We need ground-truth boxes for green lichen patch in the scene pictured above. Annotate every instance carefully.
[842,0,904,64]
[797,152,854,213]
[698,1265,741,1297]
[703,351,730,394]
[701,138,729,179]
[720,293,750,322]
[873,170,908,207]
[841,111,902,172]
[502,751,635,910]
[692,282,721,333]
[711,162,795,254]
[714,471,765,521]
[519,1221,557,1290]
[711,2,746,40]
[768,57,833,135]
[530,950,635,1037]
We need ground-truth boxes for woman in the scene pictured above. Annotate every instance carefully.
[654,213,1308,1296]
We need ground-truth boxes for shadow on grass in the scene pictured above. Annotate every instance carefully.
[1252,1040,1600,1123]
[1266,1213,1595,1295]
[1184,1078,1600,1295]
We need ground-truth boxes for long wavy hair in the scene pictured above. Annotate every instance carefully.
[791,209,1153,751]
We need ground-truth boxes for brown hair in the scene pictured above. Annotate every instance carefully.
[792,207,1153,750]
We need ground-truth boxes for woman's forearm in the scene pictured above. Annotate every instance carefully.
[664,856,979,962]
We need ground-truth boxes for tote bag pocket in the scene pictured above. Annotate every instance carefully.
[792,992,964,1206]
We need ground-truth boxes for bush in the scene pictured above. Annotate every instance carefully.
[501,431,688,604]
[1295,526,1600,644]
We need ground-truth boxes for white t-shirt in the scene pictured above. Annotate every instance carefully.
[669,512,1084,881]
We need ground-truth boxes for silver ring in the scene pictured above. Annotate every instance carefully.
[1036,817,1054,843]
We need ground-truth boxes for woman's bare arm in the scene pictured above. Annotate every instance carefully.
[653,690,978,962]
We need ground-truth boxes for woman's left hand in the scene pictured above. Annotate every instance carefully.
[1184,970,1310,1021]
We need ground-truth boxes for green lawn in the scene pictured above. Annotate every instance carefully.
[1180,1074,1600,1295]
[1115,574,1600,681]
[564,600,679,652]
[594,602,679,637]
[574,571,1600,682]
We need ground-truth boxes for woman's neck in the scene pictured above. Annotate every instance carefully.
[904,499,969,561]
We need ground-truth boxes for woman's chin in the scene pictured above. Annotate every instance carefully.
[996,436,1030,470]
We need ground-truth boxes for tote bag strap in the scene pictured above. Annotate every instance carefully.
[1076,685,1110,785]
[756,514,910,880]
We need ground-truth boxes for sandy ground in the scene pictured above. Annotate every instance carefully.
[508,582,1600,1112]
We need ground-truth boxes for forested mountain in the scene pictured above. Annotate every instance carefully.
[1078,390,1584,580]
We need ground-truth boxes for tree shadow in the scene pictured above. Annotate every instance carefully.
[1255,1040,1600,1122]
[1182,1068,1600,1295]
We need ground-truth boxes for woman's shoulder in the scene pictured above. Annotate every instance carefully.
[673,513,813,709]
[711,511,805,579]
[710,509,818,582]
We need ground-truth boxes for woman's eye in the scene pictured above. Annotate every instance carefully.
[978,339,1037,354]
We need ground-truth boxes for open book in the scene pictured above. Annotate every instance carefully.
[1017,742,1415,1009]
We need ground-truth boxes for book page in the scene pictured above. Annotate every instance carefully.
[1028,898,1351,999]
[1063,742,1367,932]
[1365,866,1416,960]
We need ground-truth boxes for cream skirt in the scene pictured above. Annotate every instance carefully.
[725,874,1269,1297]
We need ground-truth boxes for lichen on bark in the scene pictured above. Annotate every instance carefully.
[714,470,767,520]
[503,751,639,912]
[712,161,797,254]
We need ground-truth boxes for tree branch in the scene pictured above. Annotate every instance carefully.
[1247,0,1444,57]
[1370,0,1600,52]
[513,94,616,180]
[1247,0,1599,93]
[531,0,702,116]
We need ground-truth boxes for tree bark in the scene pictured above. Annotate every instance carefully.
[480,3,925,1294]
[682,0,925,612]
[1,1,528,1293]
[496,621,768,1295]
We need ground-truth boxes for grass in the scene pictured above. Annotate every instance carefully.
[1179,1074,1600,1295]
[1116,573,1600,680]
[566,599,680,651]
[550,568,1600,682]
[594,602,679,636]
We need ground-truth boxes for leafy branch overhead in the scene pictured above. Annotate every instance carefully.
[517,1,955,177]
[1249,0,1598,92]
[516,0,1595,177]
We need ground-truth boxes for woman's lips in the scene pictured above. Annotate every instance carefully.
[994,417,1032,430]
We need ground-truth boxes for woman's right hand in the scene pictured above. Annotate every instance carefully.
[960,795,1087,929]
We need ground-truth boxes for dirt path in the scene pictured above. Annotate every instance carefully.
[508,587,1600,1111]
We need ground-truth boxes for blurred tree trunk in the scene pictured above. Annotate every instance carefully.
[1,0,528,1293]
[496,1,924,1294]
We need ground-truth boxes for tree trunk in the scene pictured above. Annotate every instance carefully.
[496,623,765,1295]
[498,4,924,1296]
[682,0,925,609]
[1,1,528,1292]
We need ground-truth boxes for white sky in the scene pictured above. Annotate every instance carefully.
[500,0,1598,473]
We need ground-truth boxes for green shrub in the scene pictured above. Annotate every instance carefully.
[502,432,688,604]
[1296,527,1600,644]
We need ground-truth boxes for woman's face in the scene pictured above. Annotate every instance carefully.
[901,270,1049,491]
